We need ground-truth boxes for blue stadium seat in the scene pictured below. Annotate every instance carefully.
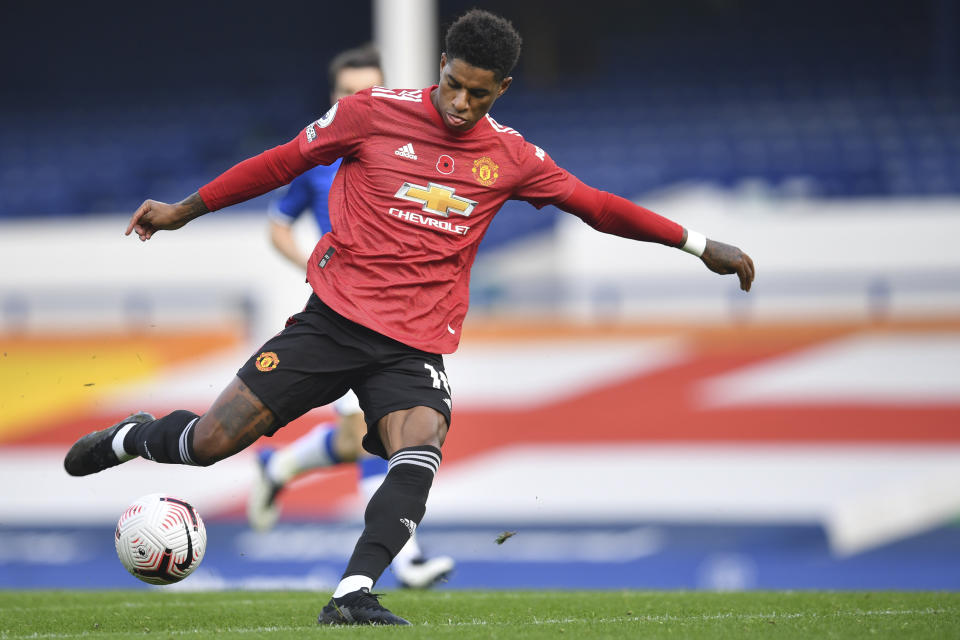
[3,5,959,232]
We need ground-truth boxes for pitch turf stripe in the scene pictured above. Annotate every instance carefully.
[0,627,303,639]
[0,608,948,638]
[436,607,950,626]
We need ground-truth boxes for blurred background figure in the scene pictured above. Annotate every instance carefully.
[247,43,455,589]
[264,45,383,271]
[1,0,958,590]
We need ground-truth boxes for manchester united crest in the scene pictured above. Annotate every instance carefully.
[472,156,499,186]
[255,351,279,372]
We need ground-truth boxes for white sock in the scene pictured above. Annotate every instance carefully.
[266,423,337,485]
[111,423,137,462]
[359,469,422,570]
[332,574,373,598]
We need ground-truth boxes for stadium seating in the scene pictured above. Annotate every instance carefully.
[4,76,958,221]
[2,2,958,243]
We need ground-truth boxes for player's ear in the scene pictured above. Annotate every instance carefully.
[497,76,512,97]
[439,52,448,74]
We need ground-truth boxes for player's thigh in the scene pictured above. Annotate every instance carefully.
[353,352,453,459]
[237,297,358,437]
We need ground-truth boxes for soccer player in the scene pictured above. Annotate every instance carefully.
[64,9,755,626]
[250,44,454,589]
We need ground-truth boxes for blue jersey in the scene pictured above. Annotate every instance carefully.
[267,159,342,234]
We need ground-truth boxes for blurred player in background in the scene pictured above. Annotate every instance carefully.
[65,9,754,626]
[249,44,454,589]
[265,45,381,271]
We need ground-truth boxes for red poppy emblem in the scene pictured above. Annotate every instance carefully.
[436,155,455,175]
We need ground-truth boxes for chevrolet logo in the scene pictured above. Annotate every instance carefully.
[394,182,478,218]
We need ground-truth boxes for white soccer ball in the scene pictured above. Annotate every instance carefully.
[115,493,207,585]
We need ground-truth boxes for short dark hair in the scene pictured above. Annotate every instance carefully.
[327,44,382,91]
[444,9,521,81]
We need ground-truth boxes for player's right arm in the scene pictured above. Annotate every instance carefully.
[125,192,210,241]
[125,136,313,242]
[126,92,370,242]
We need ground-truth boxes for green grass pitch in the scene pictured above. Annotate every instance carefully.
[2,590,958,639]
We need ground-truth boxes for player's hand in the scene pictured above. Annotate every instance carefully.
[125,193,208,241]
[700,239,755,292]
[125,200,186,241]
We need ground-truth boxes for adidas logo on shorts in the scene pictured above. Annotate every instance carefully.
[394,143,418,160]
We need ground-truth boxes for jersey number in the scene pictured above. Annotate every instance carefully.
[424,363,451,395]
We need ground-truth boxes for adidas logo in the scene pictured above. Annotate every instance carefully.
[394,143,418,160]
[400,518,417,536]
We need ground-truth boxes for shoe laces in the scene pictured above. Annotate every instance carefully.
[352,588,387,609]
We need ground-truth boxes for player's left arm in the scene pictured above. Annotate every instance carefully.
[558,179,755,291]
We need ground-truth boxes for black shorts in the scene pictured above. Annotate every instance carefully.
[237,293,452,459]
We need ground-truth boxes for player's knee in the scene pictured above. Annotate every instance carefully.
[422,409,448,445]
[426,413,448,446]
[402,411,447,447]
[378,406,448,454]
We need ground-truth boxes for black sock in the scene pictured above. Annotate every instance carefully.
[342,445,441,582]
[123,410,202,465]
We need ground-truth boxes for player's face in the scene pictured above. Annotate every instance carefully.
[331,66,384,103]
[432,53,512,132]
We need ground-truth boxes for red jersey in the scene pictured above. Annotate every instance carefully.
[298,86,577,353]
[199,86,684,354]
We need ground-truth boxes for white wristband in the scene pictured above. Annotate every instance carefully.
[681,230,707,257]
